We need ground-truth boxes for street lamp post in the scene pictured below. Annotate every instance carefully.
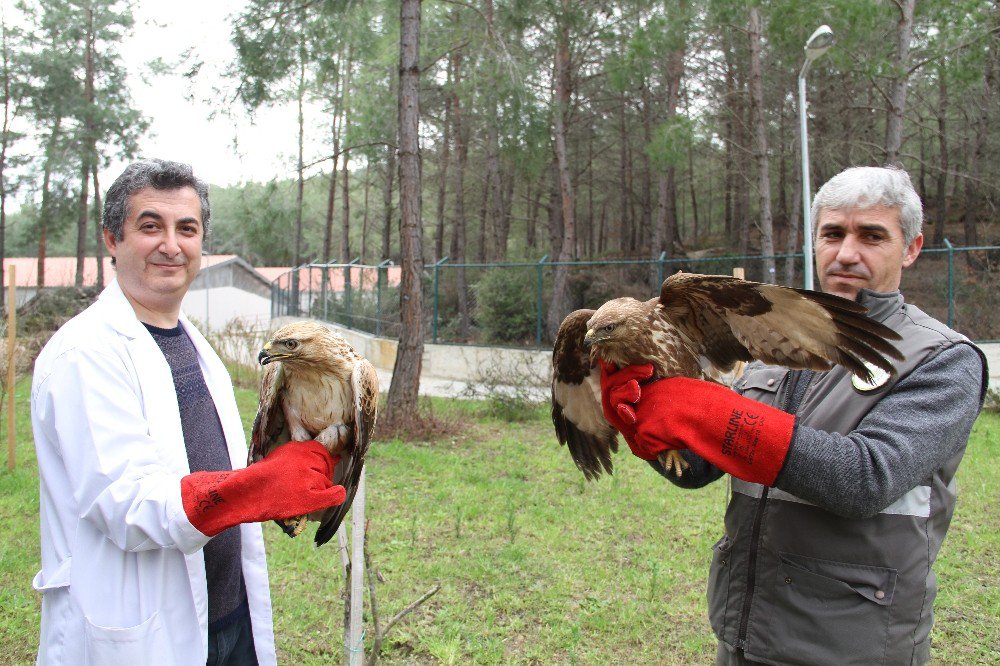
[798,24,834,291]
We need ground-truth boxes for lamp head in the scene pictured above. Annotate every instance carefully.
[804,25,834,61]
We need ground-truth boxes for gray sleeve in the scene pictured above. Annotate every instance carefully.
[775,343,985,518]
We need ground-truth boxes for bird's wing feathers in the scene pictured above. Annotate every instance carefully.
[313,358,379,547]
[551,309,620,480]
[249,361,288,464]
[659,273,903,382]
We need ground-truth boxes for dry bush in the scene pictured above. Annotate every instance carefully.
[197,317,270,391]
[374,398,465,442]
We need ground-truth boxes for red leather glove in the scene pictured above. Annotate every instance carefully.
[602,370,795,486]
[598,360,675,460]
[181,440,347,537]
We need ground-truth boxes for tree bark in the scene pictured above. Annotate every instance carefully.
[961,20,997,251]
[75,3,95,288]
[449,44,470,338]
[381,144,395,260]
[92,165,103,287]
[323,115,340,263]
[885,0,916,165]
[547,6,576,339]
[38,116,63,290]
[932,65,948,248]
[340,49,353,263]
[434,61,452,263]
[749,7,776,282]
[384,0,425,425]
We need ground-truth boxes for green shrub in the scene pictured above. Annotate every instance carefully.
[472,269,536,344]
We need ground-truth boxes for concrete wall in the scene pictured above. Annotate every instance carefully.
[184,286,272,332]
[271,316,552,388]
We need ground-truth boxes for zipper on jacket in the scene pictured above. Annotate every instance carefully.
[734,370,804,652]
[735,485,768,650]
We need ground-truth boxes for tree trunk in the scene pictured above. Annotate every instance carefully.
[749,7,775,282]
[93,165,103,287]
[933,66,948,248]
[38,116,63,290]
[361,166,371,262]
[525,180,538,251]
[784,163,802,288]
[961,22,997,251]
[547,8,576,339]
[434,62,452,263]
[885,0,916,165]
[384,0,425,426]
[340,49,353,263]
[323,115,340,263]
[477,176,489,261]
[381,145,395,260]
[449,45,470,338]
[75,4,95,288]
[618,92,630,255]
[486,123,507,261]
[640,84,653,258]
[292,20,306,311]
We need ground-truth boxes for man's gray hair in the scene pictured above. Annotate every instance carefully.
[811,166,923,245]
[103,158,211,241]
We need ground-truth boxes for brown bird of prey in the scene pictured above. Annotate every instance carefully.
[252,320,379,546]
[551,272,904,481]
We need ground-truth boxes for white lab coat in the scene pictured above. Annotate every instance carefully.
[30,280,276,665]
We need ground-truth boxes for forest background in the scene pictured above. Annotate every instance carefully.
[1,0,998,344]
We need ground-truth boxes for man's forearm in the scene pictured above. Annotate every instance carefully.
[775,344,984,518]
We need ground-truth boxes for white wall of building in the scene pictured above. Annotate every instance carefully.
[183,286,272,332]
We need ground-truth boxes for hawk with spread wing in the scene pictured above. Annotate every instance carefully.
[551,272,903,480]
[252,321,379,546]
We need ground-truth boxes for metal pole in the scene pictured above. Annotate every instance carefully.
[536,255,549,348]
[657,251,667,286]
[432,257,449,344]
[345,258,360,330]
[798,64,814,291]
[944,238,954,328]
[376,260,391,337]
[7,265,15,471]
[347,467,366,665]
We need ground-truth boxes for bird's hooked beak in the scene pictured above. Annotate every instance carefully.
[583,328,600,348]
[258,343,279,366]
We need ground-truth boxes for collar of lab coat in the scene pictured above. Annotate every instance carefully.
[97,279,249,474]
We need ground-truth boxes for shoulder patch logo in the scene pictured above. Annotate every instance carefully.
[852,361,891,393]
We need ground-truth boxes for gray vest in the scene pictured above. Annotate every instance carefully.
[710,290,985,666]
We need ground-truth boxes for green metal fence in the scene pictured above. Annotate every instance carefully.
[269,242,1000,346]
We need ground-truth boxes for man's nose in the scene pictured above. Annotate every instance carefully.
[159,228,181,256]
[835,234,862,264]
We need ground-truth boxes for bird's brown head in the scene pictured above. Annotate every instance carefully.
[584,297,647,365]
[258,321,351,372]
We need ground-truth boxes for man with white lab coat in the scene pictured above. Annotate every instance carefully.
[30,159,347,665]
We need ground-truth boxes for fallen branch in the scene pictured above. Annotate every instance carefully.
[364,520,441,665]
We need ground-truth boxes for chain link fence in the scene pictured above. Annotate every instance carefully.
[270,243,1000,347]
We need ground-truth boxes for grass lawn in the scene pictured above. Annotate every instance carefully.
[1,377,997,664]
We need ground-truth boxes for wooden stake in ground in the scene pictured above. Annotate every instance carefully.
[6,264,15,471]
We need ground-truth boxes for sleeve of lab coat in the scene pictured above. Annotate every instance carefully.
[34,346,211,554]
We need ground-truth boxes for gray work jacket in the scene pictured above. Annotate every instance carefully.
[666,290,987,666]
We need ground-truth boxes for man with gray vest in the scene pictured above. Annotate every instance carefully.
[600,166,987,665]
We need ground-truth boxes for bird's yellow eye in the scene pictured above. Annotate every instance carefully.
[284,340,299,350]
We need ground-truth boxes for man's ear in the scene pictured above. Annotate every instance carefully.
[103,228,117,256]
[902,232,923,268]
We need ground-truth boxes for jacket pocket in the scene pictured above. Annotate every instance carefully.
[768,552,896,665]
[707,535,734,641]
[84,611,175,665]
